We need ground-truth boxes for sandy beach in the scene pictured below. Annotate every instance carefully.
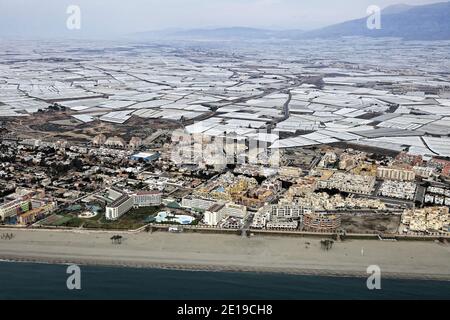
[0,228,449,280]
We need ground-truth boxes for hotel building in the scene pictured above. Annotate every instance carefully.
[132,191,162,207]
[106,194,133,221]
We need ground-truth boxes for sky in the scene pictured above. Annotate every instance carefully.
[0,0,443,38]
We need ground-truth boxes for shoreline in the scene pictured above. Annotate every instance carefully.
[0,229,449,281]
[1,255,450,281]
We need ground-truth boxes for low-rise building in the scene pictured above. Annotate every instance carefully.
[278,166,302,179]
[402,207,449,234]
[317,171,375,195]
[266,220,299,230]
[251,202,303,230]
[379,180,417,200]
[219,216,243,229]
[303,213,341,232]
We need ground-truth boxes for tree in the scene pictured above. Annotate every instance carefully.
[70,158,83,170]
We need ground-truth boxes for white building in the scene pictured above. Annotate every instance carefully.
[220,203,247,218]
[318,172,375,195]
[108,187,124,201]
[132,191,162,207]
[413,166,434,178]
[251,203,303,230]
[270,203,303,219]
[182,197,218,211]
[106,194,133,221]
[266,220,299,230]
[204,204,225,226]
[204,203,247,226]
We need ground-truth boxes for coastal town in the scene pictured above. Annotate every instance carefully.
[1,38,450,240]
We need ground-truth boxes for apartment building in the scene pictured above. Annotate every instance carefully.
[0,199,31,221]
[303,213,341,232]
[377,167,416,181]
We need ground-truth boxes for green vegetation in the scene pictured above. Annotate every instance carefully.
[45,206,161,230]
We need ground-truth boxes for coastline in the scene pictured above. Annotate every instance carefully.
[1,255,450,281]
[0,228,449,281]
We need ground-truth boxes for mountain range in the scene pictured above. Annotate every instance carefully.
[131,1,450,41]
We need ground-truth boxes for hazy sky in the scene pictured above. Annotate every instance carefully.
[0,0,443,38]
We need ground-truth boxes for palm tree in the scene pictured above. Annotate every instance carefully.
[320,239,334,251]
[110,235,123,244]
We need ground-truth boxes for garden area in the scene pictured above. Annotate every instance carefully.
[42,206,161,231]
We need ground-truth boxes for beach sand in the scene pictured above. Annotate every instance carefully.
[0,229,449,280]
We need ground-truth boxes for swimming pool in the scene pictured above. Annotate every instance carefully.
[155,211,194,225]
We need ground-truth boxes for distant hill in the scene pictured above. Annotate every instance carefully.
[174,27,282,39]
[300,1,450,40]
[381,3,415,15]
[132,27,304,40]
[130,1,450,41]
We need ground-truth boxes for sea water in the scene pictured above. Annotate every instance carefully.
[0,261,449,300]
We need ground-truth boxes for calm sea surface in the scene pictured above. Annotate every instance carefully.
[0,261,449,300]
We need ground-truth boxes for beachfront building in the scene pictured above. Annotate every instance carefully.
[132,191,162,207]
[402,207,449,234]
[0,199,31,221]
[219,216,243,229]
[266,220,299,230]
[17,202,56,225]
[220,203,247,218]
[204,203,247,227]
[303,213,341,232]
[204,204,225,226]
[269,203,303,219]
[251,202,303,230]
[106,194,133,221]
